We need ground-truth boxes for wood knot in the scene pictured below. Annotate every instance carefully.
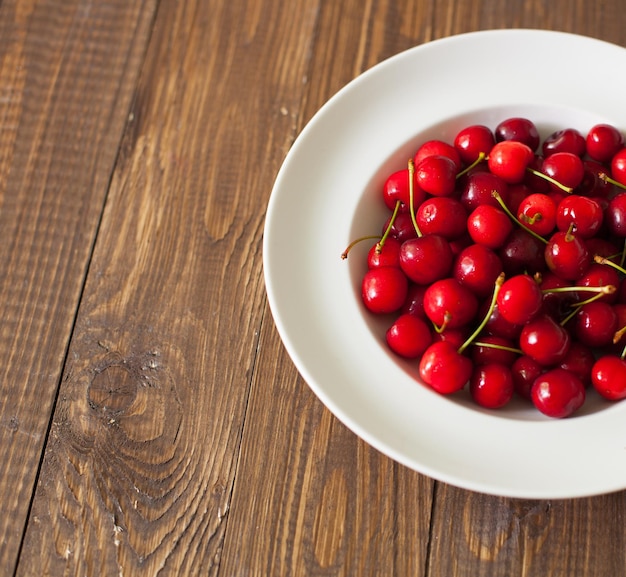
[88,364,137,414]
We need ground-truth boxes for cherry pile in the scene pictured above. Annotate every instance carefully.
[344,117,626,418]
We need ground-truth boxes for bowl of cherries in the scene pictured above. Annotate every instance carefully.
[352,116,626,418]
[264,29,626,498]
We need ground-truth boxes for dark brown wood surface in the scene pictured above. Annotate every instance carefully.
[1,0,624,575]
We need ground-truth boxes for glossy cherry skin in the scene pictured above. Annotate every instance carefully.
[555,195,603,239]
[573,301,618,348]
[559,341,595,387]
[611,147,626,187]
[517,193,557,237]
[399,235,453,285]
[591,356,626,401]
[519,314,571,366]
[586,123,624,163]
[511,355,543,400]
[383,212,418,243]
[453,244,503,298]
[382,168,424,212]
[488,140,535,184]
[605,193,626,237]
[541,152,585,190]
[367,238,401,269]
[386,314,432,359]
[419,341,472,394]
[575,263,620,304]
[460,171,509,211]
[416,197,467,240]
[415,155,458,196]
[454,124,495,164]
[542,128,586,157]
[414,139,462,171]
[467,205,513,249]
[496,274,542,325]
[470,363,515,409]
[495,117,540,151]
[544,230,591,281]
[361,267,408,314]
[531,368,586,418]
[498,229,547,277]
[400,283,427,318]
[423,278,479,330]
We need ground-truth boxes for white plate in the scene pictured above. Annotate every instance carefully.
[263,29,626,499]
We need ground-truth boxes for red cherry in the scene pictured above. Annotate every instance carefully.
[586,123,624,163]
[416,197,467,240]
[487,140,535,184]
[611,147,626,187]
[423,278,479,330]
[606,193,626,237]
[419,341,472,394]
[559,341,595,387]
[382,211,418,243]
[573,301,618,348]
[467,205,513,249]
[591,356,626,401]
[453,244,503,298]
[382,168,424,212]
[470,363,515,409]
[400,283,427,318]
[454,124,495,164]
[361,267,408,314]
[415,155,458,196]
[495,117,540,151]
[414,140,462,171]
[542,128,586,157]
[575,263,620,304]
[496,274,542,325]
[460,171,509,211]
[555,195,603,239]
[544,230,591,281]
[519,314,571,366]
[386,314,432,359]
[516,193,557,237]
[498,229,547,277]
[531,368,586,418]
[511,355,543,400]
[367,238,401,269]
[541,152,585,191]
[399,235,453,285]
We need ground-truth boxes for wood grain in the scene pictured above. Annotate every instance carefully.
[17,0,326,574]
[0,0,156,570]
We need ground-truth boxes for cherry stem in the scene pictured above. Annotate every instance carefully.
[526,167,573,193]
[408,158,423,238]
[471,341,523,355]
[340,235,381,259]
[594,254,626,275]
[377,200,401,252]
[559,290,610,326]
[599,171,626,191]
[491,190,548,245]
[458,272,505,355]
[542,285,616,296]
[455,152,486,179]
[613,324,626,346]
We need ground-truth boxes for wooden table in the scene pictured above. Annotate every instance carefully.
[1,0,625,574]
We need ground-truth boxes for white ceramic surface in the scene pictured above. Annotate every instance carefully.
[263,29,626,498]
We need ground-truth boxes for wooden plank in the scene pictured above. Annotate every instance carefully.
[219,0,437,574]
[427,488,625,576]
[16,0,328,574]
[0,0,157,570]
